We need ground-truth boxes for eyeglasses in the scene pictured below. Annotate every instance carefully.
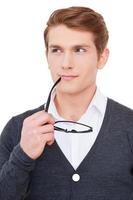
[45,77,93,134]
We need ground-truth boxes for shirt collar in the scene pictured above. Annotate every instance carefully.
[46,87,107,120]
[87,88,107,116]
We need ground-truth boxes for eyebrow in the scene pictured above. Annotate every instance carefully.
[48,44,91,49]
[49,45,61,49]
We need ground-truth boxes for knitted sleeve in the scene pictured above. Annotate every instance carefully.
[0,117,36,200]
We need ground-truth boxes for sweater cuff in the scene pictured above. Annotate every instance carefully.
[9,144,36,172]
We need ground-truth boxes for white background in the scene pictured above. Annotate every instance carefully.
[0,0,133,133]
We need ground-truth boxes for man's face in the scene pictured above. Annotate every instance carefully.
[46,25,109,95]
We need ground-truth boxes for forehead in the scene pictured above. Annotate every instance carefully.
[47,25,95,47]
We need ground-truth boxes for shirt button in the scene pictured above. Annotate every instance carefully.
[72,173,80,182]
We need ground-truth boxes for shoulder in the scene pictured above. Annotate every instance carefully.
[107,98,133,129]
[12,104,45,132]
[0,104,45,147]
[13,104,45,123]
[108,98,133,115]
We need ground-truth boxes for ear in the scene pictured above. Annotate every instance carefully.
[97,48,109,69]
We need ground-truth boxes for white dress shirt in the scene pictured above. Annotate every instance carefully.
[47,88,107,170]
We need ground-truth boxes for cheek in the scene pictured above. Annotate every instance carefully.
[78,57,98,75]
[47,61,59,81]
[77,60,98,85]
[49,67,57,77]
[48,54,63,68]
[47,58,54,69]
[76,53,98,66]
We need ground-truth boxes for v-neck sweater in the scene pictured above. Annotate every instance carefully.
[1,98,133,200]
[49,88,107,170]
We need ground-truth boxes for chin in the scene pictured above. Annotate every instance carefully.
[57,85,81,95]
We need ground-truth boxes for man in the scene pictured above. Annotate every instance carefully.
[0,6,133,200]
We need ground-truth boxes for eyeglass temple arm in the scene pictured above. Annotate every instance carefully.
[45,77,61,112]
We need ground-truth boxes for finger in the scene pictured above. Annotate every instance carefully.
[25,110,54,122]
[30,113,55,127]
[47,139,54,145]
[26,110,46,121]
[41,132,54,144]
[31,124,54,135]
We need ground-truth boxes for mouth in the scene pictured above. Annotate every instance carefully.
[60,74,78,81]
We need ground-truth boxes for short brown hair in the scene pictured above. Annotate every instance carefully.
[44,6,109,56]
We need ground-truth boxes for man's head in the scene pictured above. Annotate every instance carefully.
[44,6,109,57]
[44,6,109,96]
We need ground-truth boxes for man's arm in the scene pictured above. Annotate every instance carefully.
[0,111,55,200]
[0,117,36,200]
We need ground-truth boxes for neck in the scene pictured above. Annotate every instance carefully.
[54,84,96,121]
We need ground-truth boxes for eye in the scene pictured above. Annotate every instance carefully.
[75,48,87,53]
[51,48,62,53]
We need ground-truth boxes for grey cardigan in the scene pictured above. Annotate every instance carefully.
[1,98,133,200]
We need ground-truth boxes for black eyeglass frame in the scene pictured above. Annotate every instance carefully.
[45,77,93,134]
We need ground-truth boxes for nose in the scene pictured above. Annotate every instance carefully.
[61,52,73,69]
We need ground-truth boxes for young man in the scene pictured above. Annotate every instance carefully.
[0,6,133,200]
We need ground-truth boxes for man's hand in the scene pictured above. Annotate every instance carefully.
[20,111,55,160]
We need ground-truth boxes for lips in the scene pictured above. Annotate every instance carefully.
[60,75,78,80]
